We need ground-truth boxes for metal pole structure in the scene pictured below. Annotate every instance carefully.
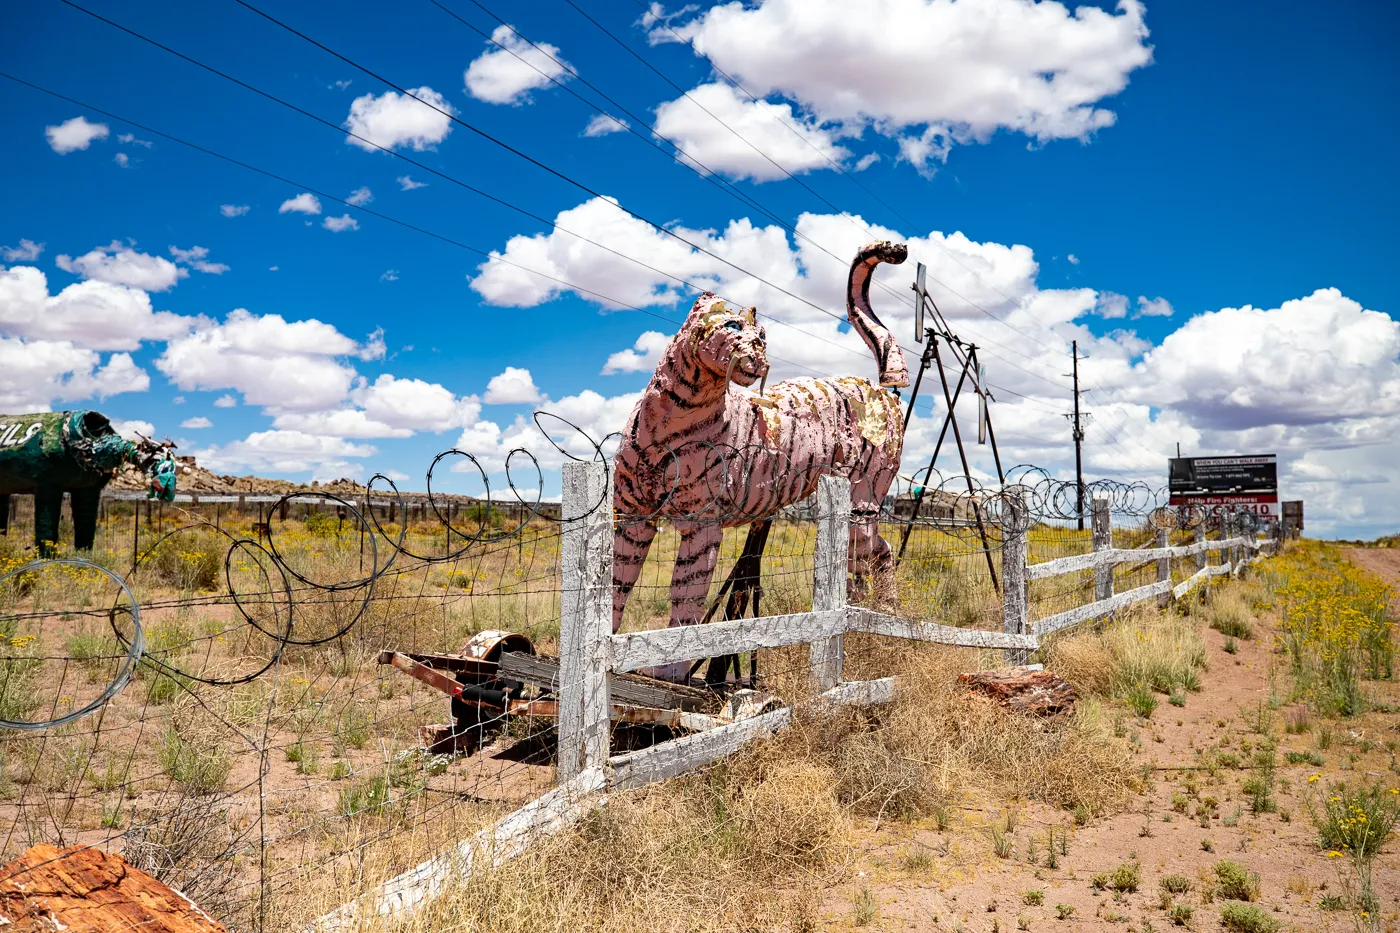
[895,340,975,563]
[902,336,935,439]
[1071,341,1086,531]
[932,337,1000,592]
[969,347,1005,484]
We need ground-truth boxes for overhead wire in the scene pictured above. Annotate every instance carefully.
[51,0,898,385]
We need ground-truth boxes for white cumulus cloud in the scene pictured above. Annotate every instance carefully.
[347,186,373,206]
[1,239,43,262]
[653,83,850,182]
[323,214,360,232]
[0,337,148,410]
[0,265,199,351]
[582,113,629,137]
[181,416,213,429]
[55,241,186,292]
[344,87,454,151]
[397,175,428,190]
[654,0,1153,174]
[602,331,669,374]
[279,192,322,215]
[464,25,572,105]
[220,204,251,217]
[169,245,230,274]
[1136,296,1173,318]
[483,366,543,404]
[195,430,377,477]
[45,116,109,154]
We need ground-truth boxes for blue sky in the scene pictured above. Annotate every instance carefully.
[1,0,1397,536]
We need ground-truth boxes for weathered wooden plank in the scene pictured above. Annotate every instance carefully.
[608,678,895,790]
[498,652,712,712]
[1092,497,1113,602]
[810,475,850,689]
[1171,562,1232,600]
[1156,528,1171,609]
[848,608,1039,650]
[1032,579,1173,637]
[1001,488,1031,665]
[309,767,608,931]
[1028,544,1203,581]
[558,461,612,781]
[608,609,846,674]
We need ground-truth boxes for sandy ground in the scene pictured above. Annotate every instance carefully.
[815,562,1400,932]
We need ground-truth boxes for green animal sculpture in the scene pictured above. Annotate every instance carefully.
[0,411,175,556]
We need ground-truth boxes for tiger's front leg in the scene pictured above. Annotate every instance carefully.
[634,520,724,683]
[612,520,657,633]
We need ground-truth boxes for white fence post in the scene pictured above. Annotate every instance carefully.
[810,475,850,690]
[1092,495,1113,602]
[1156,526,1171,609]
[558,460,612,782]
[1001,487,1030,665]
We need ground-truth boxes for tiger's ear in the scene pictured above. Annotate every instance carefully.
[744,306,757,325]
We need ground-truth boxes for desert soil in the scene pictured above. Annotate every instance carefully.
[814,553,1400,932]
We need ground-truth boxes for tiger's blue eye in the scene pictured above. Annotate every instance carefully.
[723,320,743,332]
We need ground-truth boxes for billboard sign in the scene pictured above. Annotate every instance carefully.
[1169,454,1277,514]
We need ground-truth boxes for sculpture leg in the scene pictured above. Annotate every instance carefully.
[639,521,723,683]
[34,487,63,558]
[71,486,101,551]
[612,520,657,633]
[0,494,8,535]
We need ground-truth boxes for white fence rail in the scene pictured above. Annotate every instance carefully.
[313,467,1277,930]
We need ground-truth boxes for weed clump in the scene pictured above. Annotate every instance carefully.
[1219,902,1280,933]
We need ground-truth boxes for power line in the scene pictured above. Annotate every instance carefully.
[51,0,902,382]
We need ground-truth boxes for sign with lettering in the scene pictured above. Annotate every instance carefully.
[0,421,44,448]
[1168,454,1277,511]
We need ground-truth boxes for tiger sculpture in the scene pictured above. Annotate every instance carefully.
[612,241,910,673]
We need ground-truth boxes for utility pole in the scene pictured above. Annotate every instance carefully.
[1063,341,1089,531]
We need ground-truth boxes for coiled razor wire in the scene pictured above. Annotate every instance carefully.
[0,411,1272,730]
[0,558,144,731]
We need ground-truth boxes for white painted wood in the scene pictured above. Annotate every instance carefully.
[848,608,1038,650]
[1000,487,1031,664]
[1032,579,1174,637]
[1172,562,1232,600]
[609,609,846,674]
[309,767,608,931]
[558,461,612,781]
[810,475,850,689]
[1092,496,1113,602]
[1156,528,1171,609]
[608,677,895,790]
[1028,543,1206,581]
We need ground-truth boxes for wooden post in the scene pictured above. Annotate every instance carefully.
[1155,527,1171,608]
[1092,495,1112,602]
[1000,487,1030,665]
[558,460,612,782]
[809,475,850,690]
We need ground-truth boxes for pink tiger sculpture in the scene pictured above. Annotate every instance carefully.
[612,241,910,647]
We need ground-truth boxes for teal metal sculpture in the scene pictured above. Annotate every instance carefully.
[0,411,175,556]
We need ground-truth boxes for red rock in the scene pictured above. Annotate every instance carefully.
[0,843,226,932]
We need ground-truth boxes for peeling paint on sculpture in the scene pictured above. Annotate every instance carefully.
[613,241,910,672]
[0,411,175,556]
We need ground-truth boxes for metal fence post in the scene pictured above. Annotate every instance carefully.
[810,474,850,690]
[1092,495,1113,602]
[1156,526,1171,608]
[558,460,612,781]
[1000,487,1030,665]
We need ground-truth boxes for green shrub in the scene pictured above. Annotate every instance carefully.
[1159,874,1192,895]
[1311,780,1400,862]
[1219,903,1279,933]
[1213,860,1261,901]
[158,728,231,794]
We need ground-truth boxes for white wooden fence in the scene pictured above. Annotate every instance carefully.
[311,468,1276,930]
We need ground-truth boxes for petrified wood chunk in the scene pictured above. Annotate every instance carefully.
[0,843,226,932]
[958,668,1077,716]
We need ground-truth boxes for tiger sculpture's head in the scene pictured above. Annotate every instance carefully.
[685,293,770,389]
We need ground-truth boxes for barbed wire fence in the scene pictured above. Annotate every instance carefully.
[0,423,1276,930]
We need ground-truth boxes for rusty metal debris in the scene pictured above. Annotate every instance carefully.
[378,630,779,756]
